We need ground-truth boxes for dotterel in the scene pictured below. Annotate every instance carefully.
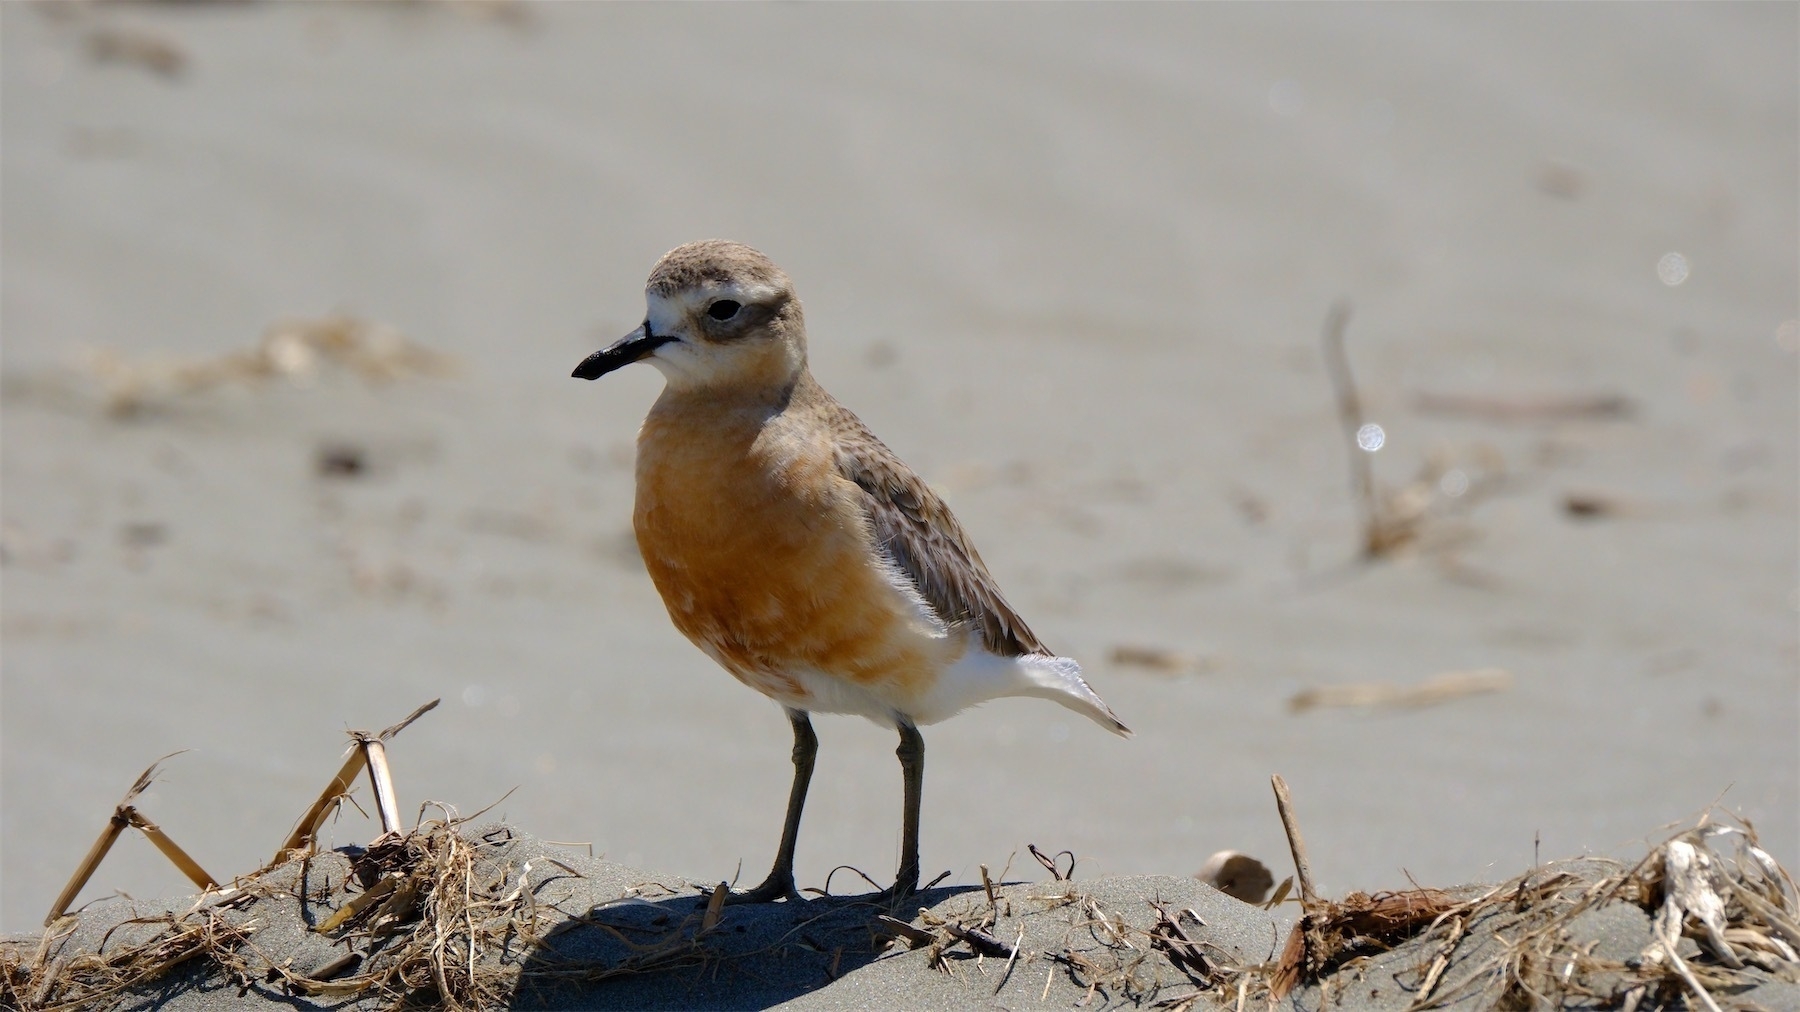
[573,240,1129,902]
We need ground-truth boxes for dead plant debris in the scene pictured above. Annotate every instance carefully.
[1319,302,1508,564]
[84,25,186,78]
[1413,390,1632,423]
[1260,774,1798,1010]
[1564,490,1636,520]
[1108,644,1212,678]
[40,754,216,928]
[83,314,454,417]
[7,720,1791,1012]
[1288,668,1514,714]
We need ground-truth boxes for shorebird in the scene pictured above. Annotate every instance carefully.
[573,240,1129,902]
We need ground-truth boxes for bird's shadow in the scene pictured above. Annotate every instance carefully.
[507,883,976,1011]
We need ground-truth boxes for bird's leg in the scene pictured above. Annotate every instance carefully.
[727,708,816,904]
[876,722,925,902]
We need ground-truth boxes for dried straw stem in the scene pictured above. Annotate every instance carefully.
[122,810,217,893]
[43,755,192,926]
[274,746,368,862]
[44,816,130,928]
[359,736,403,839]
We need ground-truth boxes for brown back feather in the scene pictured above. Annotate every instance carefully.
[817,394,1049,658]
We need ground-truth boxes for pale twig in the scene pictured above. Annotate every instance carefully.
[994,922,1026,996]
[1665,948,1724,1012]
[700,882,726,934]
[316,873,401,934]
[359,736,403,840]
[1270,775,1316,906]
[1408,915,1465,1010]
[1319,302,1378,550]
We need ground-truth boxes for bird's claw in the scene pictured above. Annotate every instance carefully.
[869,869,921,907]
[722,874,803,905]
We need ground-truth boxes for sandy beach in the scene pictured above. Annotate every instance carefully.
[2,0,1795,977]
[9,815,1799,1010]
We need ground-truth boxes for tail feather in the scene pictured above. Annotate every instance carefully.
[908,644,1131,733]
[1021,655,1132,737]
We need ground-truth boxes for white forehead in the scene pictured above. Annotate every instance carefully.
[644,281,783,332]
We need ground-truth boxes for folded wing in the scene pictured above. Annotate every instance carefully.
[824,402,1047,658]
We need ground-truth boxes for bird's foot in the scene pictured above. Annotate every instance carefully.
[869,867,921,907]
[723,870,802,905]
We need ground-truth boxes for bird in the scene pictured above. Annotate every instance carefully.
[572,240,1129,902]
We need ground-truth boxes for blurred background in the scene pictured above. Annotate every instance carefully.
[2,2,1794,934]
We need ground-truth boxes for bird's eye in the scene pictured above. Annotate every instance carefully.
[707,300,741,321]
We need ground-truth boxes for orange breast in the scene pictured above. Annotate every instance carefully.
[632,400,954,707]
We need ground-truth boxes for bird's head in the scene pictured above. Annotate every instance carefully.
[573,240,807,396]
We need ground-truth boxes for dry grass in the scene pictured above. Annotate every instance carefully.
[3,896,261,1012]
[1,815,720,1012]
[5,714,1790,1012]
[1319,301,1509,568]
[1007,788,1800,1012]
[1253,808,1799,1010]
[6,811,1792,1012]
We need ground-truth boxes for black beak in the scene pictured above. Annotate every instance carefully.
[572,325,675,380]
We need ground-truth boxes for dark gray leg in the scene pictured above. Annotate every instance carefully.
[728,708,816,903]
[887,722,924,898]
